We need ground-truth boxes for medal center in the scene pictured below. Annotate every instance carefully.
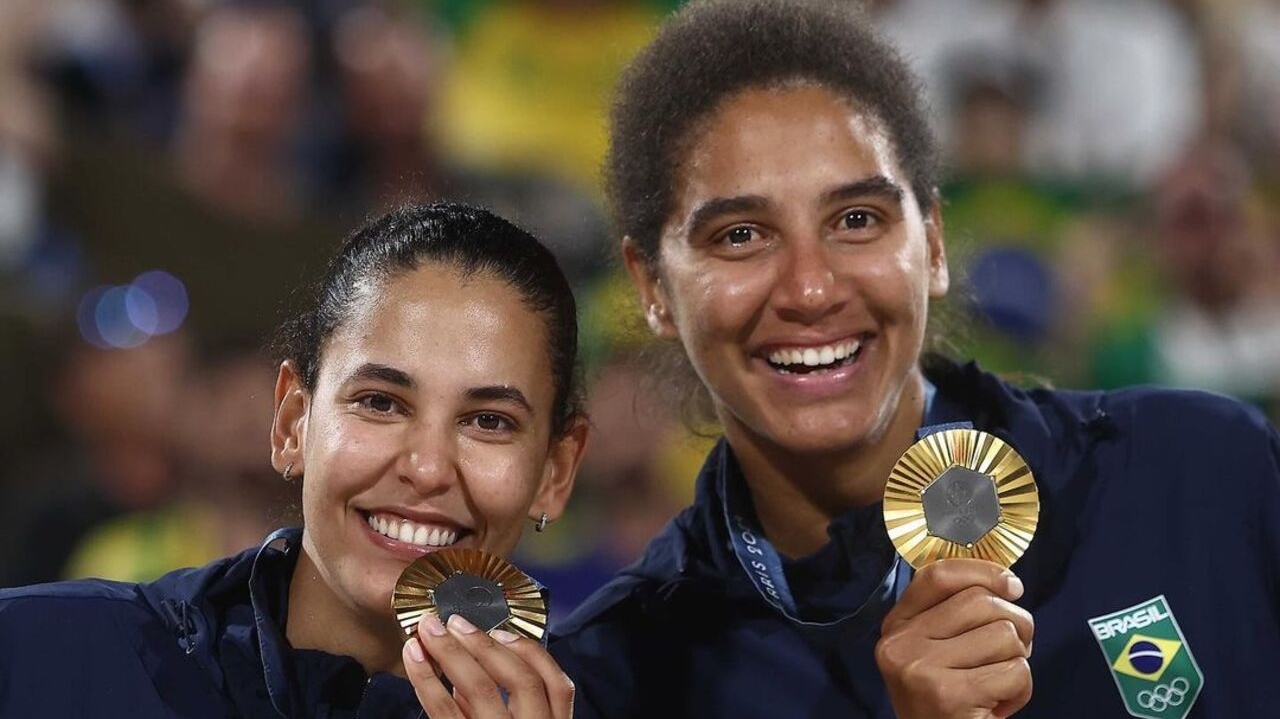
[433,573,511,632]
[921,466,1001,545]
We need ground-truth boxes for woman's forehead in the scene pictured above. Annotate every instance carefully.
[668,86,907,217]
[320,265,554,391]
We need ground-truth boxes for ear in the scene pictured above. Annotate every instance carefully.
[271,360,310,477]
[924,199,950,300]
[530,416,590,523]
[622,238,678,339]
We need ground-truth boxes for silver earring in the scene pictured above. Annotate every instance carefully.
[282,461,294,482]
[646,304,665,333]
[534,512,549,533]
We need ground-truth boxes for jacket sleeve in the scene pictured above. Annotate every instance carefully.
[0,586,180,716]
[0,591,70,713]
[1259,425,1280,613]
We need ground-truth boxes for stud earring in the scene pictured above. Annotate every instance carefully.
[646,304,666,333]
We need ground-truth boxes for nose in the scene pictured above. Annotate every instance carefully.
[397,425,457,496]
[772,235,848,322]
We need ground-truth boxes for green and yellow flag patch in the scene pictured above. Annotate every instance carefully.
[1088,596,1203,719]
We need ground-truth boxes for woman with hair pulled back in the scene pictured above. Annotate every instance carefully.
[0,203,587,718]
[550,1,1280,717]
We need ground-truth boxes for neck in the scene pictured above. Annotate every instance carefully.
[727,373,928,558]
[286,542,408,678]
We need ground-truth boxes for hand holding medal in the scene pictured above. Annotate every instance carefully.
[876,429,1041,719]
[395,549,573,719]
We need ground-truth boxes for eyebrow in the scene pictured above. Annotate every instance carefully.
[821,175,905,206]
[346,363,415,389]
[686,195,771,238]
[466,385,535,415]
[683,175,907,239]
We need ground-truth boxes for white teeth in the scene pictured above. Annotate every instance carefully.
[368,512,461,548]
[768,339,862,368]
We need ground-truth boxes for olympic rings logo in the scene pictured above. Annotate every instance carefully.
[1137,677,1190,712]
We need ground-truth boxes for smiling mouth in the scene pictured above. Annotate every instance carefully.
[765,337,865,375]
[362,510,467,549]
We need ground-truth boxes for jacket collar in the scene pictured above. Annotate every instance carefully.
[247,528,422,719]
[606,359,1114,613]
[141,527,421,718]
[250,527,303,718]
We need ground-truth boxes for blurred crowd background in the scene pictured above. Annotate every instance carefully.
[1,0,1278,624]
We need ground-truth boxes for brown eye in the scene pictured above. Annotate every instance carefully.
[842,210,876,230]
[474,413,510,431]
[359,393,398,414]
[725,226,754,246]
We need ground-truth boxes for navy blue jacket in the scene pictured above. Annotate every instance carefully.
[550,361,1280,717]
[0,528,424,718]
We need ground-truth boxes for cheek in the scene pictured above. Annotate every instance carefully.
[673,263,775,342]
[858,237,932,320]
[460,446,543,524]
[304,415,392,508]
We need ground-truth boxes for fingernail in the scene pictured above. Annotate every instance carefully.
[491,629,519,644]
[423,616,447,637]
[448,614,478,634]
[1006,574,1025,600]
[405,638,426,663]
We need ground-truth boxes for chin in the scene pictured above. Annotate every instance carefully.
[768,403,884,451]
[778,429,872,457]
[346,563,403,613]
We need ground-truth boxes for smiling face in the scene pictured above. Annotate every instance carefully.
[627,84,948,458]
[272,263,582,621]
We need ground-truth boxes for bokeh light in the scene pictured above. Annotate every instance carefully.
[75,270,189,348]
[131,270,188,335]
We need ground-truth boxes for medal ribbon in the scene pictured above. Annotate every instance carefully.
[721,380,972,624]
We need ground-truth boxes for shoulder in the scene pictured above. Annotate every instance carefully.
[552,513,687,661]
[551,507,736,716]
[0,546,250,654]
[942,359,1275,463]
[0,577,164,685]
[0,551,258,710]
[1096,384,1272,436]
[553,504,706,637]
[0,577,151,628]
[0,576,229,716]
[1039,384,1278,489]
[933,356,1270,433]
[552,545,680,643]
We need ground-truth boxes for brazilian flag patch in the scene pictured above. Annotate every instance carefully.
[1088,596,1204,719]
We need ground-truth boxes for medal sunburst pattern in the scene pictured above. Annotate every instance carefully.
[884,429,1040,569]
[393,548,549,641]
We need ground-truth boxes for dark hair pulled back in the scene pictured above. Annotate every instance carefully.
[274,203,583,434]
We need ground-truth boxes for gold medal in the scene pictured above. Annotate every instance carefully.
[393,548,549,642]
[883,428,1039,569]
